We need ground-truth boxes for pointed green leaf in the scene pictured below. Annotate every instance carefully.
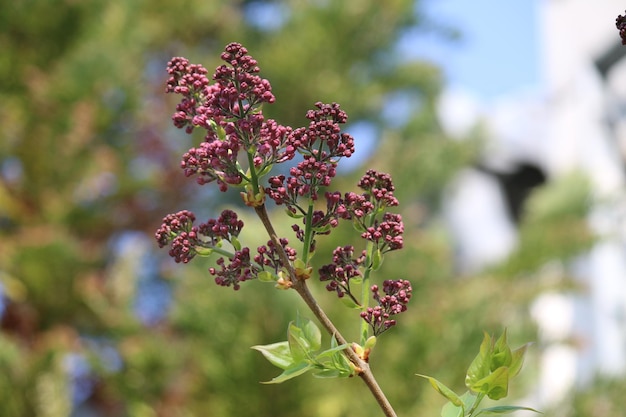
[475,405,542,415]
[492,330,512,370]
[466,332,493,388]
[288,317,321,362]
[251,341,293,370]
[261,361,312,384]
[417,375,463,407]
[509,343,530,379]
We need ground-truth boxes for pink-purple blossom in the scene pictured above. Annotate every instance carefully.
[361,279,412,335]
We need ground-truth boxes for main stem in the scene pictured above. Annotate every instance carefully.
[254,204,398,417]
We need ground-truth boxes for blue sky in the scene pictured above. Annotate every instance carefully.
[403,0,541,101]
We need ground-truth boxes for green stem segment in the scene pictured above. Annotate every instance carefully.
[301,201,315,263]
[253,204,398,417]
[359,243,374,345]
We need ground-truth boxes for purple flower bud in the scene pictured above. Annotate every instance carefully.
[362,279,412,335]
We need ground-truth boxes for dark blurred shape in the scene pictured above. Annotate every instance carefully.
[476,162,547,223]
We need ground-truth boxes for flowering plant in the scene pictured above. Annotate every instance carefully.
[155,42,536,417]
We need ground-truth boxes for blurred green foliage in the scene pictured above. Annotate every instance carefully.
[0,1,617,416]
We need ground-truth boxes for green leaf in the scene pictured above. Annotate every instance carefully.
[466,332,493,388]
[251,341,293,370]
[288,322,310,362]
[257,271,277,282]
[417,374,463,407]
[492,329,512,370]
[441,402,464,417]
[261,361,312,384]
[470,366,510,400]
[300,317,321,351]
[315,343,350,360]
[508,343,530,379]
[313,368,344,378]
[475,405,542,415]
[287,317,320,362]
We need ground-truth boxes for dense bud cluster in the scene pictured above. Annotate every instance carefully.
[319,245,367,300]
[157,43,412,328]
[361,280,413,335]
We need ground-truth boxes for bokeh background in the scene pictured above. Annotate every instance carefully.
[1,1,625,416]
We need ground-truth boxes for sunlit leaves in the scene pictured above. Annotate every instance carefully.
[252,317,354,384]
[419,330,538,417]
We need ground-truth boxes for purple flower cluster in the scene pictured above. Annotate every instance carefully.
[617,11,626,45]
[319,245,367,300]
[166,43,295,191]
[339,170,404,253]
[156,209,301,289]
[210,247,258,291]
[361,280,412,335]
[155,210,199,263]
[362,212,404,253]
[255,238,297,275]
[265,102,355,205]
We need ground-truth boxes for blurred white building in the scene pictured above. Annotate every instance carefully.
[441,0,626,409]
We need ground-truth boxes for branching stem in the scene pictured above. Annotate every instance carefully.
[254,204,398,417]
